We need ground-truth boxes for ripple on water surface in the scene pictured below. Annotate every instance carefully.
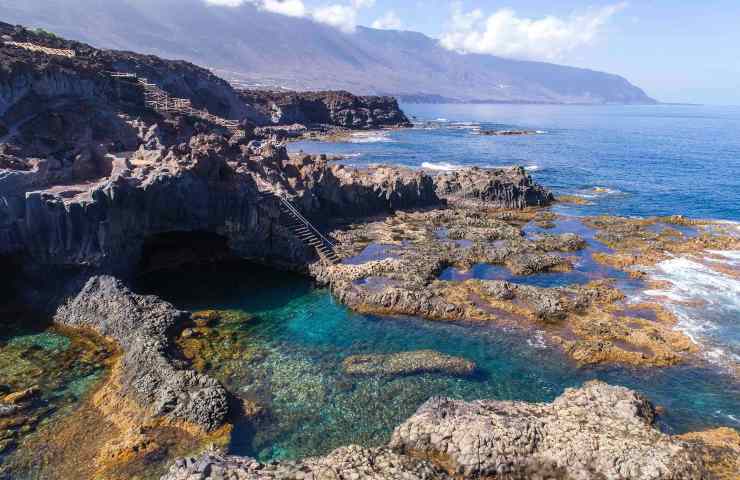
[139,261,740,462]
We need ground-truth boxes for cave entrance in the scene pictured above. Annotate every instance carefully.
[137,230,235,276]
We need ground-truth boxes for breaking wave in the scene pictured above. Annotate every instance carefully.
[644,253,740,369]
[421,162,465,171]
[574,186,625,199]
[348,131,395,143]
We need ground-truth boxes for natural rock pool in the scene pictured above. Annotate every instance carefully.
[0,308,113,477]
[137,260,740,464]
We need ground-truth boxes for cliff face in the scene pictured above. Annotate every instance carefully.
[0,23,438,276]
[239,90,411,129]
[0,22,263,124]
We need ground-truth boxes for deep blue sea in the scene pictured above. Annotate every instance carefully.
[292,104,740,221]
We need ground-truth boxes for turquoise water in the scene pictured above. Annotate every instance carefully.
[140,261,740,462]
[291,104,740,221]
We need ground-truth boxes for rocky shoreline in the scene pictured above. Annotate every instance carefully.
[1,22,739,479]
[162,381,739,480]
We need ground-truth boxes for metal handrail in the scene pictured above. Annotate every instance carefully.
[278,196,337,248]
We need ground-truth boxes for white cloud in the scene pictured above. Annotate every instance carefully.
[313,4,358,33]
[372,10,403,30]
[352,0,375,8]
[205,0,377,33]
[440,2,627,61]
[204,0,306,17]
[204,0,246,6]
[257,0,306,17]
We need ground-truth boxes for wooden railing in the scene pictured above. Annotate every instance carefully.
[3,41,76,58]
[109,71,244,136]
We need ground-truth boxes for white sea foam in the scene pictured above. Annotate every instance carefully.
[525,165,540,171]
[535,130,548,134]
[348,131,394,143]
[342,153,363,159]
[573,186,624,199]
[646,255,740,367]
[527,330,547,349]
[449,122,481,131]
[435,118,449,122]
[707,250,740,262]
[421,162,465,171]
[592,186,622,194]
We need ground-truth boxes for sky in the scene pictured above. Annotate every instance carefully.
[208,0,740,104]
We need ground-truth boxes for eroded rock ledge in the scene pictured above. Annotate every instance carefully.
[163,381,730,480]
[54,275,229,431]
[434,166,555,208]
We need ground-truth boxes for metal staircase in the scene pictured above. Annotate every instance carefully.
[259,188,341,265]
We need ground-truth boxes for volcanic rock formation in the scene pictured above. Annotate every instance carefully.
[162,381,726,480]
[54,275,229,431]
[239,89,411,129]
[434,166,555,208]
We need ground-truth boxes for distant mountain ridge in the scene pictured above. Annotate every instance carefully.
[0,0,656,104]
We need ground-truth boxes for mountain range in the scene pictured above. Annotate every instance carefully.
[0,0,656,104]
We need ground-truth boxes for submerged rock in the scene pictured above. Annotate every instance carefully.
[0,386,39,405]
[342,350,476,377]
[480,129,539,136]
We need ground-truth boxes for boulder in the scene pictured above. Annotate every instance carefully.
[389,381,704,479]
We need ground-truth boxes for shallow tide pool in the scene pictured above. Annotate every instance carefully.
[138,261,740,462]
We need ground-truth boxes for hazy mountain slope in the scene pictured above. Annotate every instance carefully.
[0,0,655,104]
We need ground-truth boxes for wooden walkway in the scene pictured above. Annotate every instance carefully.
[3,41,76,58]
[109,72,244,136]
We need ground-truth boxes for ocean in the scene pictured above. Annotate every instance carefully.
[292,104,740,221]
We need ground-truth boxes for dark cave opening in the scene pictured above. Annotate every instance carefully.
[137,230,236,276]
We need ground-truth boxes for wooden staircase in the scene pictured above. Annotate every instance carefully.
[259,189,341,265]
[108,72,244,137]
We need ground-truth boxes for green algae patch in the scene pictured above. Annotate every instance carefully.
[177,310,263,381]
[0,307,114,477]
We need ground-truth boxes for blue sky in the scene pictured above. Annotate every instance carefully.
[225,1,740,104]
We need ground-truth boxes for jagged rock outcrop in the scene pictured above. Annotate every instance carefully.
[1,134,313,273]
[163,381,726,480]
[239,89,411,129]
[2,128,445,276]
[390,381,705,479]
[434,166,555,208]
[0,22,263,124]
[54,275,229,431]
[252,150,441,220]
[162,446,450,480]
[0,23,442,273]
